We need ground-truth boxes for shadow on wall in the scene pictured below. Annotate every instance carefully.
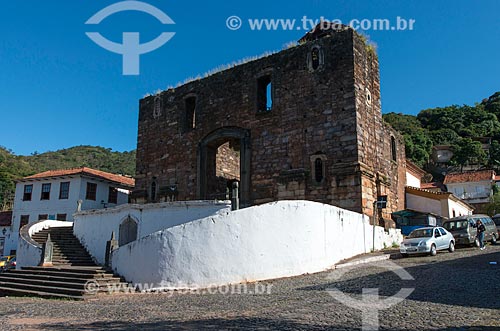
[42,318,499,331]
[300,250,500,310]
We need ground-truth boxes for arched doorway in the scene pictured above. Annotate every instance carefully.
[119,216,138,246]
[197,127,251,207]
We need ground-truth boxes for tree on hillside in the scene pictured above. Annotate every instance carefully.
[450,138,487,170]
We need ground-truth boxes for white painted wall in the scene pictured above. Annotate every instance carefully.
[446,181,492,203]
[110,200,402,290]
[406,193,442,216]
[73,201,232,265]
[16,220,73,269]
[406,172,421,188]
[5,175,130,255]
[445,199,473,218]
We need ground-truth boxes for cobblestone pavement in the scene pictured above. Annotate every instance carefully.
[0,245,499,331]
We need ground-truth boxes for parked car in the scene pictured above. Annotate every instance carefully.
[492,214,500,238]
[442,215,498,246]
[400,227,455,257]
[0,255,15,270]
[2,256,16,271]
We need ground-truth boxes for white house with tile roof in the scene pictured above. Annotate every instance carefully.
[4,167,134,255]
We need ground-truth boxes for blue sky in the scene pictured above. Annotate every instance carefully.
[1,0,499,155]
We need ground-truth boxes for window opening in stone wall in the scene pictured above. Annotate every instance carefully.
[311,48,320,70]
[314,158,324,182]
[185,96,196,131]
[151,181,157,202]
[391,136,397,162]
[257,75,272,112]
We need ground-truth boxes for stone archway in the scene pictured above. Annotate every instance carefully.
[119,216,138,246]
[197,127,251,207]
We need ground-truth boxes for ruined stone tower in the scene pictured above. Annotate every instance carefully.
[133,25,406,223]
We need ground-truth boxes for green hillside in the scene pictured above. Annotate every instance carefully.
[0,146,136,210]
[383,91,500,169]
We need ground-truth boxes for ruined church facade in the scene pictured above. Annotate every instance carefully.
[132,27,406,223]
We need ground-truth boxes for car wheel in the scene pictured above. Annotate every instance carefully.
[491,234,497,245]
[401,253,408,258]
[430,244,437,256]
[448,241,455,252]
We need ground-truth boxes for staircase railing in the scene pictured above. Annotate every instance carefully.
[18,220,73,269]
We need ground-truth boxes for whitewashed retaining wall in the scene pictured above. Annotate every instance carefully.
[73,201,231,264]
[111,200,402,289]
[16,220,73,269]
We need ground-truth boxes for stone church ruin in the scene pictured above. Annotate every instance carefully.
[132,25,406,224]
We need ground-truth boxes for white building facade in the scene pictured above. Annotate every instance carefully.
[4,167,134,255]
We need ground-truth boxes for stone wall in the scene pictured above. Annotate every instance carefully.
[133,26,406,223]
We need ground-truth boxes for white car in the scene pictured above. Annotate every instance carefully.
[400,227,455,257]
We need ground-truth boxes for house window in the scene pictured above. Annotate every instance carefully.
[151,181,157,202]
[19,215,29,230]
[59,182,70,199]
[108,187,118,204]
[56,214,67,221]
[86,182,97,201]
[41,183,51,200]
[391,136,397,162]
[257,75,272,112]
[311,48,320,70]
[23,185,33,201]
[38,214,48,221]
[184,96,196,132]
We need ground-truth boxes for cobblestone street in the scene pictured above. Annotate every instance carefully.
[1,245,499,331]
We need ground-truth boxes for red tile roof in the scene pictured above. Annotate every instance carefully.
[23,167,135,187]
[420,182,445,191]
[0,211,12,226]
[443,170,495,184]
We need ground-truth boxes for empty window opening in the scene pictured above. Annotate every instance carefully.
[257,75,272,112]
[391,136,397,161]
[314,158,324,182]
[151,181,157,202]
[311,48,320,70]
[185,96,196,132]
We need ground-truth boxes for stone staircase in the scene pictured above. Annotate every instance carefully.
[0,226,132,300]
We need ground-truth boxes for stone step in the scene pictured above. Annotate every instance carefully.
[0,280,87,296]
[0,286,85,300]
[0,275,122,291]
[9,269,113,279]
[22,266,107,274]
[0,272,122,284]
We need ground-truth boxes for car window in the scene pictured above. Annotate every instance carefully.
[434,229,441,237]
[483,218,493,226]
[439,228,446,236]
